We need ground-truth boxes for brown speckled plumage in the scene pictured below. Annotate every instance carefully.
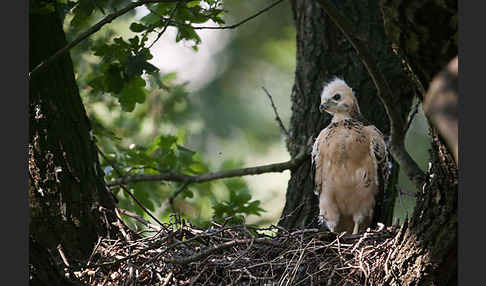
[312,78,390,234]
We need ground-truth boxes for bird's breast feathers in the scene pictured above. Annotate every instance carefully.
[319,120,371,164]
[313,119,379,191]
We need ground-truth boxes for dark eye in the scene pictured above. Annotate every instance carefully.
[332,93,341,101]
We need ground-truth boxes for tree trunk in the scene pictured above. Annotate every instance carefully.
[378,131,457,285]
[279,0,414,229]
[376,0,458,283]
[379,0,458,89]
[29,10,118,285]
[279,0,458,284]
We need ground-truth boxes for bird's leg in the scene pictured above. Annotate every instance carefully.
[352,215,364,235]
[326,219,338,233]
[352,222,360,235]
[318,211,339,232]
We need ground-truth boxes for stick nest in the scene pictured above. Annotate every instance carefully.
[72,215,402,285]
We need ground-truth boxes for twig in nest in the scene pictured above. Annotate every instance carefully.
[161,238,279,265]
[87,237,103,266]
[161,272,173,286]
[57,244,70,267]
[118,208,162,231]
[262,86,290,137]
[74,222,398,285]
[327,268,336,286]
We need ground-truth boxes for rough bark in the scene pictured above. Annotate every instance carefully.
[279,0,458,284]
[29,10,118,285]
[279,0,415,229]
[378,132,457,286]
[379,0,458,90]
[373,1,458,282]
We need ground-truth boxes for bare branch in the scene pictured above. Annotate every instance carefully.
[147,0,286,31]
[316,0,426,187]
[262,86,290,137]
[107,148,308,187]
[28,0,181,79]
[191,0,286,30]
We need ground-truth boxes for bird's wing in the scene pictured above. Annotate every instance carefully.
[311,130,325,196]
[365,125,391,226]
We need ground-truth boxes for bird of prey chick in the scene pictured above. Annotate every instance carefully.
[311,78,390,234]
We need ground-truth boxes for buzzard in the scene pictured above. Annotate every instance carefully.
[311,78,390,234]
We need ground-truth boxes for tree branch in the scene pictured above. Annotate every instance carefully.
[29,0,287,79]
[190,0,286,30]
[262,86,290,137]
[98,147,168,230]
[144,0,286,32]
[107,148,308,187]
[316,0,426,187]
[147,1,182,48]
[28,0,181,79]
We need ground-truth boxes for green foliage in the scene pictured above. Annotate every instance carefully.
[138,0,224,48]
[212,178,265,225]
[65,0,226,112]
[100,131,209,218]
[70,0,95,28]
[99,131,264,226]
[87,35,157,111]
[56,0,296,228]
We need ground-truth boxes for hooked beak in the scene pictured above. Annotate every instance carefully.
[319,100,327,113]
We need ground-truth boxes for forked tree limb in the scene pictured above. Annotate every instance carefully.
[316,0,426,187]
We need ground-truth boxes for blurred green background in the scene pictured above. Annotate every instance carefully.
[67,0,430,227]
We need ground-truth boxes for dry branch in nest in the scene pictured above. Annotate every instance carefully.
[69,213,403,285]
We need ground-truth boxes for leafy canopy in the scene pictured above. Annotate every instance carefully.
[33,0,268,227]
